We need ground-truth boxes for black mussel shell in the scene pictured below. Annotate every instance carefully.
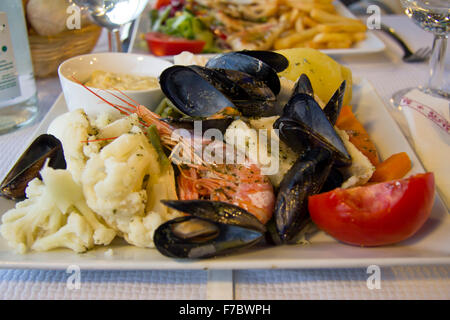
[188,65,249,102]
[161,200,266,233]
[154,200,266,259]
[236,50,289,73]
[217,69,276,102]
[272,121,311,156]
[189,66,277,117]
[320,166,344,193]
[275,148,333,243]
[274,93,351,166]
[293,74,314,97]
[159,66,237,117]
[160,117,235,134]
[323,80,346,125]
[0,134,66,200]
[214,69,277,116]
[206,52,281,95]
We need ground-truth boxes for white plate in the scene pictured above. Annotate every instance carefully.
[0,78,448,270]
[131,0,386,58]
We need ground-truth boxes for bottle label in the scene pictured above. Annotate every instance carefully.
[0,12,21,101]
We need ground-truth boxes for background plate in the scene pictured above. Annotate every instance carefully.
[131,0,386,58]
[0,78,448,270]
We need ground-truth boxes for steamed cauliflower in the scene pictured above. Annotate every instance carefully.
[81,128,158,234]
[0,166,115,253]
[81,124,180,248]
[1,109,180,253]
[47,109,92,184]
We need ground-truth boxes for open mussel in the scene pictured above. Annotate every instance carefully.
[159,65,279,118]
[0,134,66,200]
[205,51,286,95]
[190,66,278,116]
[274,74,351,166]
[154,200,266,259]
[323,80,346,125]
[274,147,333,244]
[237,50,289,73]
[290,73,346,125]
[159,65,236,118]
[292,74,315,98]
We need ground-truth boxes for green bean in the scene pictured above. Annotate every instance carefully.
[147,125,170,171]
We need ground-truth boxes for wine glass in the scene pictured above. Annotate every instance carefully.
[73,0,149,52]
[391,0,450,106]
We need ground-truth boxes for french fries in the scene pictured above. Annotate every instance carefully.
[273,1,368,50]
[214,0,368,51]
[274,26,321,50]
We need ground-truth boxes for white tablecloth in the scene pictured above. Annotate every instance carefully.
[0,15,449,300]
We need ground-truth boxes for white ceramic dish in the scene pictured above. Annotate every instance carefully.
[0,78,448,270]
[131,0,386,58]
[58,52,173,116]
[322,0,386,55]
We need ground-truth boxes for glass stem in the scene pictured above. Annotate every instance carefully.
[108,29,122,52]
[427,33,447,93]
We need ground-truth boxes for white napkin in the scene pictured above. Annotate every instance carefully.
[399,89,450,210]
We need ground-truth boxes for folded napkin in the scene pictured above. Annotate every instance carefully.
[399,89,450,210]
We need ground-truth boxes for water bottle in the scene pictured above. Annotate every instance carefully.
[0,1,38,134]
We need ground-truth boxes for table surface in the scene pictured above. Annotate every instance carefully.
[0,15,449,300]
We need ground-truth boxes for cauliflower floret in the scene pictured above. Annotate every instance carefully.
[82,130,159,231]
[47,109,92,184]
[92,111,121,130]
[81,127,180,247]
[97,113,140,139]
[125,213,162,248]
[124,163,181,248]
[47,110,141,183]
[2,110,182,253]
[336,128,375,188]
[0,166,114,253]
[31,212,94,253]
[40,166,116,245]
[0,179,65,253]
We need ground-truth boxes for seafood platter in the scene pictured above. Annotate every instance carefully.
[0,48,448,269]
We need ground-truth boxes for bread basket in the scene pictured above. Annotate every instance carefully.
[29,24,102,78]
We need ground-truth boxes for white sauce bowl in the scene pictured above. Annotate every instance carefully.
[58,52,173,116]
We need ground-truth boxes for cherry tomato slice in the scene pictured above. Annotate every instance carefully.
[308,173,435,246]
[145,32,206,56]
[154,0,171,9]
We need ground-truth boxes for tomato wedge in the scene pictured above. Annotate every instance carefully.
[145,32,206,56]
[153,0,171,9]
[308,173,435,246]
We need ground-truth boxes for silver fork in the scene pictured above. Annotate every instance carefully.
[380,24,432,63]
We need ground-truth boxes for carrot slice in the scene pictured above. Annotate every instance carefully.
[370,152,412,182]
[336,105,380,165]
